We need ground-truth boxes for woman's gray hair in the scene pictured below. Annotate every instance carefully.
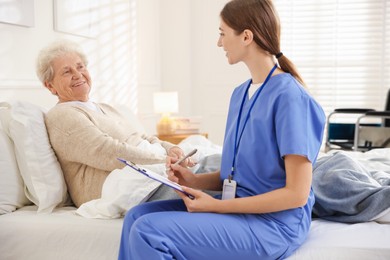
[36,40,88,84]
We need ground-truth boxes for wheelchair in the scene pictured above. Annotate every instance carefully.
[325,89,390,152]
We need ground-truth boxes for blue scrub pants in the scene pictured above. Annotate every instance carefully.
[118,199,289,260]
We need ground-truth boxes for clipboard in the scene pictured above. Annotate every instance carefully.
[117,158,194,199]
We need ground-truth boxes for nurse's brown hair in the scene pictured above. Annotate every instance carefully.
[220,0,305,86]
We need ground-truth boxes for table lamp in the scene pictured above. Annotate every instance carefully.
[153,91,179,135]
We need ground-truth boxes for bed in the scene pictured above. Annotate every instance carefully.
[1,100,390,260]
[0,206,123,260]
[2,206,389,260]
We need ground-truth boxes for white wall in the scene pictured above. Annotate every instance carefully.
[0,0,57,108]
[189,0,249,145]
[136,0,161,134]
[157,0,249,145]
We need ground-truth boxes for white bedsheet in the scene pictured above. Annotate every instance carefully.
[288,219,390,259]
[0,206,123,260]
[2,206,389,260]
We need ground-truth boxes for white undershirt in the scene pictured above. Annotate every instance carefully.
[64,100,103,114]
[248,82,263,99]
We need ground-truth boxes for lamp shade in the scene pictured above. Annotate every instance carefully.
[153,92,179,114]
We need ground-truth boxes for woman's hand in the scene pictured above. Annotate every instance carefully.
[167,146,183,159]
[176,186,220,213]
[167,146,196,168]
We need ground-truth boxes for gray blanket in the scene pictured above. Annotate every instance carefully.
[312,151,390,223]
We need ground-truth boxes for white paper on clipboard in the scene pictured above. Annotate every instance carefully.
[117,158,194,199]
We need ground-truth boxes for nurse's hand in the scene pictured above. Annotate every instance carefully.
[176,187,219,213]
[166,163,197,187]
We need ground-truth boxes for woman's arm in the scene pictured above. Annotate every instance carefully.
[46,106,168,171]
[179,154,312,214]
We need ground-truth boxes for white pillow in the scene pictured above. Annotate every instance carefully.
[0,118,31,214]
[0,101,68,213]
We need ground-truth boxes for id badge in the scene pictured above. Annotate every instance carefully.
[222,179,237,200]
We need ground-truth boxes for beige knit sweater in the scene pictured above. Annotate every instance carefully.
[44,103,174,207]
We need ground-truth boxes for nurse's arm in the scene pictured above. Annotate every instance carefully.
[170,163,223,191]
[192,170,223,191]
[214,154,312,214]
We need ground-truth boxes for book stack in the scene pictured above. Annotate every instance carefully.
[172,117,202,135]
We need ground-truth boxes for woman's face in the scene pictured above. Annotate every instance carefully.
[46,52,91,102]
[217,20,246,65]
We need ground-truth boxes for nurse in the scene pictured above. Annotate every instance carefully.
[118,0,325,259]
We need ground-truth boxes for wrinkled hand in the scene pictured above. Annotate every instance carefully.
[167,146,182,159]
[167,147,197,168]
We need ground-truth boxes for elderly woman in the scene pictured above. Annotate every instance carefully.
[36,40,187,207]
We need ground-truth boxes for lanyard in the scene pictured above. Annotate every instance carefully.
[230,64,278,180]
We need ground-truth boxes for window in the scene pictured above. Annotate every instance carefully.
[275,0,390,122]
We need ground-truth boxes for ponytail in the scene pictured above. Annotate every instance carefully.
[276,54,306,87]
[221,0,306,87]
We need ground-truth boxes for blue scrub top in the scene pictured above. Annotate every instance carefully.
[220,73,325,247]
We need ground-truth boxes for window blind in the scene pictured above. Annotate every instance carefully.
[274,0,390,123]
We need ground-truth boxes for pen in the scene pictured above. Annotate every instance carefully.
[174,148,198,166]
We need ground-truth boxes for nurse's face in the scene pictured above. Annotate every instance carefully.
[45,52,92,102]
[217,20,246,65]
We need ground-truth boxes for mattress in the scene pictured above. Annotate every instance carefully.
[288,219,390,259]
[0,206,123,260]
[1,206,390,259]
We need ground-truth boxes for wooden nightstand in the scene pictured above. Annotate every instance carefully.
[157,133,208,144]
